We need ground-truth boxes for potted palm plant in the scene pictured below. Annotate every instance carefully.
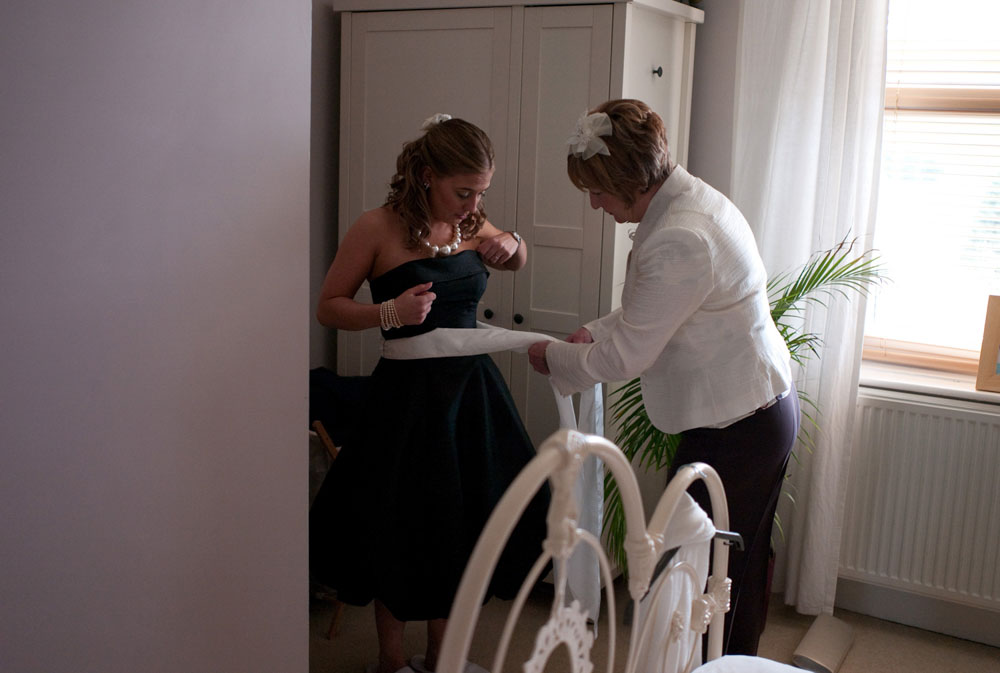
[602,237,884,574]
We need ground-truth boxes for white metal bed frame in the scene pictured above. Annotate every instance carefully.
[436,428,743,673]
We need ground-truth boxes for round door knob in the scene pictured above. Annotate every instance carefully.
[652,66,663,78]
[483,308,494,319]
[513,313,524,324]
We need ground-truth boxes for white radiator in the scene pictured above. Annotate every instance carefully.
[838,386,1000,644]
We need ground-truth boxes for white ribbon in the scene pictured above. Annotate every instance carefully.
[381,322,604,620]
[567,112,613,160]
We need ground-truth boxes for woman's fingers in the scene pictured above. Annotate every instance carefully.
[527,342,551,375]
[566,327,593,344]
[477,237,512,265]
[395,283,435,324]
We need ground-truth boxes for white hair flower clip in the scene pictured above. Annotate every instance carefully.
[421,113,453,131]
[567,112,613,159]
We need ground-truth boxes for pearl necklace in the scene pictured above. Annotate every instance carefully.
[421,222,462,257]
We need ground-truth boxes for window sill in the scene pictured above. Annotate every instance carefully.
[859,360,1000,406]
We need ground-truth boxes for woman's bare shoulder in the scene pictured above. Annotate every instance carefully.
[351,205,397,233]
[342,206,402,248]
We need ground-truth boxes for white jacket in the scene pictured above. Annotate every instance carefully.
[546,166,792,434]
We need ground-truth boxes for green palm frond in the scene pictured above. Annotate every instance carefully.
[603,236,884,576]
[768,237,884,364]
[767,237,883,323]
[603,474,628,572]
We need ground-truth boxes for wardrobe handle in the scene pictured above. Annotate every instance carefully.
[483,308,494,320]
[652,66,663,78]
[513,314,524,325]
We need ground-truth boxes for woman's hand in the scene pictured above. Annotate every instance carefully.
[393,282,436,325]
[566,327,594,344]
[477,231,522,268]
[530,327,591,375]
[528,341,550,375]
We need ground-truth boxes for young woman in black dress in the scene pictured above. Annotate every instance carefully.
[311,115,545,673]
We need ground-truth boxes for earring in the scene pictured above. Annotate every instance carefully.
[423,182,430,190]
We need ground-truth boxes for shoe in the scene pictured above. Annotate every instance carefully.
[410,655,489,673]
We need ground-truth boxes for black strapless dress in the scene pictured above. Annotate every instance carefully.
[309,251,549,621]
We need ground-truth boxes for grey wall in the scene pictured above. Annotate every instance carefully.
[0,1,310,671]
[687,0,742,198]
[311,1,340,368]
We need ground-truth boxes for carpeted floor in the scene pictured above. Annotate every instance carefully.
[755,598,1000,673]
[310,583,1000,673]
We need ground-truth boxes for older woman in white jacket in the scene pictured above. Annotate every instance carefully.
[529,99,799,656]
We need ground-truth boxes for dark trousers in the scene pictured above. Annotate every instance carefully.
[667,387,800,655]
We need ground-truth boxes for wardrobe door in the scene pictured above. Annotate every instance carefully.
[509,4,612,447]
[336,8,515,376]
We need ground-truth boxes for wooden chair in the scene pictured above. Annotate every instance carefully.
[309,420,345,639]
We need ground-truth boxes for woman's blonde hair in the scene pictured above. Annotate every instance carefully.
[386,117,495,247]
[566,99,673,207]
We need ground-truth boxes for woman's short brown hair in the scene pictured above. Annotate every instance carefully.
[566,99,672,207]
[386,117,495,247]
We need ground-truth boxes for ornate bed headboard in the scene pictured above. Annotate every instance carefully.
[436,428,737,673]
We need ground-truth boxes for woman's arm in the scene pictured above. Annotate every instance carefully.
[476,220,527,271]
[582,308,622,342]
[316,212,436,330]
[545,226,714,393]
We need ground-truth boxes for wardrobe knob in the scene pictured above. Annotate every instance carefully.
[513,314,524,325]
[483,308,494,319]
[652,66,663,78]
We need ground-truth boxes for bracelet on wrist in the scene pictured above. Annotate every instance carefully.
[379,299,404,330]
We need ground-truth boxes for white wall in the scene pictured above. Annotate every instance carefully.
[0,1,310,671]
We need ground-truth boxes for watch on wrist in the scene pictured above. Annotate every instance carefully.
[509,230,522,247]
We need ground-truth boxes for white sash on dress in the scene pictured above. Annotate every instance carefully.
[381,322,604,622]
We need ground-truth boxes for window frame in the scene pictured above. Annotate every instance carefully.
[862,337,980,375]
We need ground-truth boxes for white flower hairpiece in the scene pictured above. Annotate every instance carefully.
[567,112,613,159]
[421,113,453,131]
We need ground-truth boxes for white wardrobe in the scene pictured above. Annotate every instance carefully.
[333,0,703,448]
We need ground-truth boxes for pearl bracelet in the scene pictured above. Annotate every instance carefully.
[379,299,403,330]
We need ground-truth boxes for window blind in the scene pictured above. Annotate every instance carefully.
[865,0,1000,360]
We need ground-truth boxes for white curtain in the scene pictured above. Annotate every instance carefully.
[729,0,889,614]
